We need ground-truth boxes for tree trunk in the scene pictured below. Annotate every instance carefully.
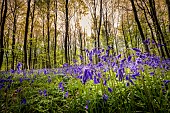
[130,0,150,53]
[97,0,102,50]
[0,0,7,70]
[65,0,69,63]
[24,0,31,69]
[148,0,170,58]
[11,0,17,70]
[47,0,51,68]
[54,0,58,67]
[29,0,35,69]
[166,0,170,32]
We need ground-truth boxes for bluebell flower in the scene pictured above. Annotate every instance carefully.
[163,80,170,85]
[63,63,69,67]
[16,88,22,93]
[117,54,121,59]
[108,87,113,93]
[76,75,82,79]
[97,72,101,78]
[19,78,23,83]
[103,79,107,86]
[128,56,132,62]
[94,76,100,84]
[48,76,51,83]
[117,68,124,81]
[44,69,47,75]
[82,68,92,84]
[126,75,129,80]
[58,82,64,91]
[0,84,4,90]
[21,98,26,104]
[80,55,83,60]
[85,105,88,110]
[10,69,15,74]
[64,91,68,98]
[132,48,141,52]
[132,72,140,79]
[17,62,22,70]
[103,94,108,102]
[43,90,47,96]
[121,58,126,64]
[149,72,154,76]
[126,82,130,86]
[39,90,43,95]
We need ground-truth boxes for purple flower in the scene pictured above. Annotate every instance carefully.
[80,55,83,60]
[108,87,113,93]
[10,69,15,74]
[85,105,88,110]
[19,78,23,83]
[82,68,92,84]
[58,82,64,91]
[163,80,170,85]
[103,94,108,102]
[17,62,22,70]
[103,79,107,86]
[132,72,140,79]
[117,54,121,59]
[39,90,43,95]
[93,76,100,84]
[21,98,26,104]
[0,84,4,90]
[126,82,130,86]
[149,72,154,76]
[43,90,47,96]
[64,91,68,98]
[132,48,141,53]
[44,69,48,75]
[48,76,51,83]
[128,56,132,62]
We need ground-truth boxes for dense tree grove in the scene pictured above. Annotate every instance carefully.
[0,0,169,70]
[0,0,170,113]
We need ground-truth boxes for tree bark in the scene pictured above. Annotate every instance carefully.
[148,0,170,58]
[46,0,51,68]
[130,0,150,53]
[24,0,31,69]
[166,0,170,32]
[11,0,17,70]
[29,0,35,69]
[0,0,7,70]
[54,0,58,67]
[65,0,69,63]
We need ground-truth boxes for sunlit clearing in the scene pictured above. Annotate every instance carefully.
[80,14,91,36]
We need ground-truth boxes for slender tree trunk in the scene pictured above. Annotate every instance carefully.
[54,0,58,67]
[139,0,160,55]
[42,15,46,68]
[24,0,31,69]
[130,0,150,53]
[104,2,109,47]
[84,28,86,64]
[148,0,170,58]
[33,35,37,69]
[97,0,102,50]
[11,0,17,70]
[29,0,35,69]
[166,0,170,32]
[46,0,51,68]
[65,0,69,63]
[0,0,7,70]
[5,27,10,71]
[79,29,83,64]
[121,16,129,56]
